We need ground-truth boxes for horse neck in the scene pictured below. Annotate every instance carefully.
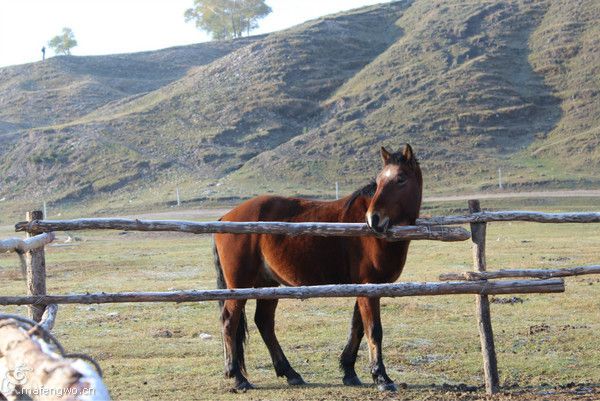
[338,195,370,223]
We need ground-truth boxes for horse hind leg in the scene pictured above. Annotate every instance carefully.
[214,234,262,390]
[221,299,254,390]
[254,299,306,385]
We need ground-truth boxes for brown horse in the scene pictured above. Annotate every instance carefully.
[213,144,422,391]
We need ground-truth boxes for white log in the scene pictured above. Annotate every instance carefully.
[439,265,600,281]
[15,219,470,242]
[0,317,110,401]
[0,233,55,254]
[0,279,565,305]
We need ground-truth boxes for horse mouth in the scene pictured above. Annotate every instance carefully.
[366,215,390,234]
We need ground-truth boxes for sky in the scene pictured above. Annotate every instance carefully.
[0,0,389,68]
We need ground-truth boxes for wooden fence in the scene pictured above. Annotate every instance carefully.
[2,202,600,397]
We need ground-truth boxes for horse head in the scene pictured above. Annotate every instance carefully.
[366,144,423,233]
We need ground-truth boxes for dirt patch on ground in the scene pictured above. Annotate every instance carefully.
[491,296,524,305]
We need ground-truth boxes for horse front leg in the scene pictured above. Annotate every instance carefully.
[357,296,397,391]
[340,301,364,386]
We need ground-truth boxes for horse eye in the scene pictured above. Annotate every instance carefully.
[397,176,407,185]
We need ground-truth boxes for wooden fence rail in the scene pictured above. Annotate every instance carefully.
[417,211,600,225]
[439,265,600,281]
[15,218,470,241]
[0,232,55,253]
[0,279,565,306]
[14,212,600,238]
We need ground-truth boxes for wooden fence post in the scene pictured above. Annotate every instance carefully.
[469,199,499,394]
[25,211,46,322]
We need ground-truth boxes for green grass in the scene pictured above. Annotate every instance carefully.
[1,200,599,400]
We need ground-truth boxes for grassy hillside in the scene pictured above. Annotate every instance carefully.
[528,0,600,166]
[0,0,598,217]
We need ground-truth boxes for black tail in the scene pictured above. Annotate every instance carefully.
[213,236,248,374]
[213,237,227,309]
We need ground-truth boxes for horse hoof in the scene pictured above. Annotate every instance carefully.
[343,376,362,386]
[377,382,398,392]
[343,375,363,386]
[287,375,306,386]
[234,380,255,391]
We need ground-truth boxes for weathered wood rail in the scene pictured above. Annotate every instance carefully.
[0,279,565,306]
[0,232,55,253]
[15,218,471,242]
[439,265,600,281]
[417,211,600,225]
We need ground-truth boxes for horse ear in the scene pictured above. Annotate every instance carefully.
[402,143,414,162]
[381,146,392,165]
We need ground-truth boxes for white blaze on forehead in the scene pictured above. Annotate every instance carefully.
[381,165,399,180]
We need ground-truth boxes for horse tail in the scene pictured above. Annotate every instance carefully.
[213,234,248,374]
[213,237,226,309]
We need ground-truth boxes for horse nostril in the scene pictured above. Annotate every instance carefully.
[370,213,379,230]
[367,213,383,233]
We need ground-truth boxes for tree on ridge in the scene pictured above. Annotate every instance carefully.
[185,0,272,40]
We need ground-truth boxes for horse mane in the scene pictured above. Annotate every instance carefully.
[343,180,377,210]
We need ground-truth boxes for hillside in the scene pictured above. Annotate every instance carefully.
[0,0,598,217]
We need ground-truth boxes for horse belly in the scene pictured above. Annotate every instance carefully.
[260,235,352,286]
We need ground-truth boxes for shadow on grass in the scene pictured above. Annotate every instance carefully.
[251,382,350,391]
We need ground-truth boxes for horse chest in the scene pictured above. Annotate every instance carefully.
[359,240,409,283]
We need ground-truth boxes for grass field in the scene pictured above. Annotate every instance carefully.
[0,198,599,400]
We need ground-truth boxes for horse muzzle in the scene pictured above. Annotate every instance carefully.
[366,212,390,234]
